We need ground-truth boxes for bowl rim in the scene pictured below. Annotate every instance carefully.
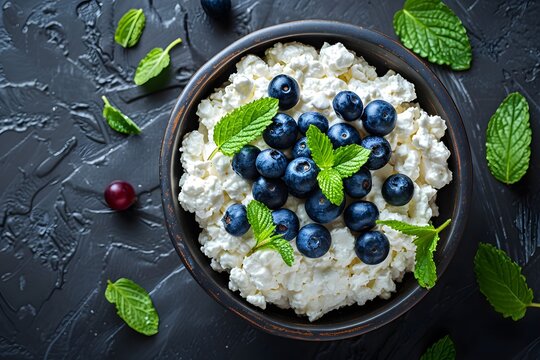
[160,20,472,341]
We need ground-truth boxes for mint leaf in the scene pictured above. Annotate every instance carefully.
[246,200,295,266]
[102,96,141,135]
[306,125,371,205]
[306,125,334,168]
[246,199,275,243]
[258,236,295,266]
[333,144,371,178]
[474,243,536,320]
[105,278,159,336]
[210,98,279,159]
[134,38,182,85]
[420,335,456,360]
[317,168,344,205]
[393,0,472,70]
[114,9,145,48]
[377,219,451,288]
[414,231,440,289]
[486,92,531,184]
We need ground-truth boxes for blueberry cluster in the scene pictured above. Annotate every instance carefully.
[222,74,415,265]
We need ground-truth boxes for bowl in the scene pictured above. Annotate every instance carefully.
[160,20,472,341]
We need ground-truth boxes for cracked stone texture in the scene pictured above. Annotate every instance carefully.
[0,0,538,359]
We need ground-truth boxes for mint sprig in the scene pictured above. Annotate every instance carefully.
[420,335,456,360]
[209,97,279,159]
[105,278,159,336]
[134,38,182,85]
[102,96,141,135]
[393,0,472,71]
[377,219,451,289]
[486,92,531,184]
[474,243,540,320]
[306,125,370,205]
[114,9,146,48]
[246,200,294,266]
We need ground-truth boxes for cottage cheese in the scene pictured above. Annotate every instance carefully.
[178,42,452,321]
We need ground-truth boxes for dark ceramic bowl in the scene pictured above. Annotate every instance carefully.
[160,21,472,341]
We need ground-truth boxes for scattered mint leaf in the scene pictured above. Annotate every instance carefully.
[393,0,472,70]
[306,125,370,205]
[474,243,538,320]
[102,96,141,135]
[246,200,295,266]
[306,125,334,168]
[317,168,344,205]
[134,38,182,85]
[114,9,145,48]
[377,219,451,288]
[420,335,456,360]
[486,92,531,184]
[210,98,279,159]
[105,278,159,336]
[333,144,371,178]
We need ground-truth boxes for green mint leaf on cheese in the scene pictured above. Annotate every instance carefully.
[247,199,275,244]
[486,92,531,184]
[105,278,159,336]
[377,219,451,289]
[317,168,344,205]
[333,144,371,178]
[306,125,334,168]
[210,97,279,159]
[102,96,141,135]
[257,236,295,267]
[420,335,456,360]
[134,38,182,85]
[246,200,294,266]
[114,9,145,48]
[474,243,539,320]
[306,125,370,205]
[393,0,472,70]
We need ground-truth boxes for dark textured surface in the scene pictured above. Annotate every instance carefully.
[0,0,538,359]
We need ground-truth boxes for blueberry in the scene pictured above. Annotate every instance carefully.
[296,224,332,258]
[292,137,311,159]
[255,149,288,178]
[362,100,397,136]
[200,0,231,18]
[327,123,362,148]
[332,91,363,121]
[298,112,329,134]
[252,177,288,210]
[354,231,390,265]
[272,209,300,241]
[344,201,379,232]
[343,167,372,198]
[263,113,299,149]
[222,204,250,236]
[382,173,414,206]
[360,135,392,170]
[284,157,318,198]
[305,189,345,224]
[232,145,260,180]
[268,74,300,110]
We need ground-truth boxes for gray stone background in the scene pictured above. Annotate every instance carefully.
[0,0,539,358]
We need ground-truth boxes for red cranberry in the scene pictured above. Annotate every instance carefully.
[104,180,137,211]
